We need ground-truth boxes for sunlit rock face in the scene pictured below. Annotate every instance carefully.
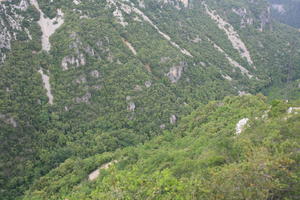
[235,118,249,135]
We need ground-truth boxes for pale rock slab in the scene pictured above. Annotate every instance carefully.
[122,38,137,55]
[75,92,91,103]
[167,62,186,83]
[235,118,249,135]
[179,0,188,7]
[73,0,81,5]
[88,160,118,181]
[128,102,136,112]
[145,81,152,88]
[107,0,128,26]
[90,70,100,78]
[38,69,54,105]
[287,107,300,114]
[204,3,254,67]
[222,74,233,81]
[61,54,85,71]
[30,0,64,51]
[170,114,177,125]
[209,40,253,78]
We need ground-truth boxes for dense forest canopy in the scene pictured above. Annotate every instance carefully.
[0,0,299,199]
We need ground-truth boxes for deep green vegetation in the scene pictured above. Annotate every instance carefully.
[23,95,300,200]
[0,0,300,199]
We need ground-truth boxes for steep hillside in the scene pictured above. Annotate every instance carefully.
[1,0,300,199]
[268,0,300,28]
[22,95,300,200]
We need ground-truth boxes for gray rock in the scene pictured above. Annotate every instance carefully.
[259,7,272,31]
[170,114,177,125]
[160,124,166,129]
[145,81,152,88]
[134,85,142,91]
[90,70,100,78]
[167,62,186,83]
[128,102,136,112]
[75,92,91,103]
[61,54,86,70]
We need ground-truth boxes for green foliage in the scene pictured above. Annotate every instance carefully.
[22,95,300,200]
[1,0,300,199]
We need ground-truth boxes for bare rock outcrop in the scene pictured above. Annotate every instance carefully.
[167,62,186,83]
[235,118,249,135]
[128,102,136,112]
[61,54,86,71]
[75,92,91,103]
[170,114,177,125]
[259,7,272,32]
[38,69,54,105]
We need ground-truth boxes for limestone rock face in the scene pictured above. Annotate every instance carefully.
[287,107,300,114]
[38,69,54,105]
[30,0,64,51]
[61,54,86,71]
[90,70,100,78]
[128,102,136,112]
[232,7,253,28]
[167,62,186,83]
[235,118,249,135]
[145,81,152,88]
[170,114,177,125]
[75,92,91,103]
[156,0,188,9]
[259,7,272,31]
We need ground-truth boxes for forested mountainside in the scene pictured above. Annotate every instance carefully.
[268,0,300,28]
[0,0,300,199]
[23,95,300,199]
